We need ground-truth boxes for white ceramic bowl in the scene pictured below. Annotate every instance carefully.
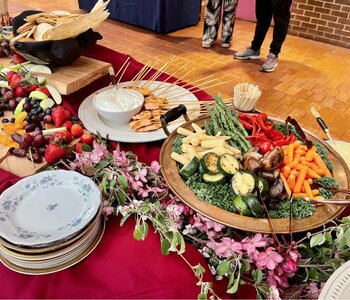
[92,87,144,126]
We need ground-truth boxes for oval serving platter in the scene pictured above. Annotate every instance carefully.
[160,115,350,234]
[0,170,101,246]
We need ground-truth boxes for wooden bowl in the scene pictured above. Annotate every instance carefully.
[160,115,350,234]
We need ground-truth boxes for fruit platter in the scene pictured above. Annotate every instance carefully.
[0,63,93,176]
[160,98,350,233]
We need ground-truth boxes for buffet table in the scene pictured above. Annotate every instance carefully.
[0,44,256,299]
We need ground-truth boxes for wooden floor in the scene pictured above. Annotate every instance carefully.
[8,0,350,141]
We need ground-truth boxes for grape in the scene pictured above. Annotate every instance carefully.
[4,91,15,101]
[25,115,31,122]
[23,102,32,112]
[11,133,22,144]
[26,152,43,163]
[24,123,36,132]
[32,130,43,137]
[39,112,45,119]
[37,147,46,156]
[32,134,45,147]
[31,115,40,124]
[8,99,17,110]
[44,135,52,144]
[43,115,52,123]
[40,121,45,129]
[11,148,26,157]
[1,87,9,96]
[20,134,34,149]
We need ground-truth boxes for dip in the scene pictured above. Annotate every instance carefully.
[94,88,144,112]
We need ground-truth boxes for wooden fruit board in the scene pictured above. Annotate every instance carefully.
[0,56,111,95]
[0,111,46,177]
[160,115,350,234]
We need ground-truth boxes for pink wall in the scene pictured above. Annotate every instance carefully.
[236,0,256,22]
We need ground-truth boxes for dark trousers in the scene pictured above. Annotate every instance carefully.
[251,0,292,56]
[202,0,238,44]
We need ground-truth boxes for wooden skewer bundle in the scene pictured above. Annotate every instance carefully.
[233,82,261,112]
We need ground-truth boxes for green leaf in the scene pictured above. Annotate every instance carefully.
[81,143,92,152]
[310,233,326,248]
[161,238,171,255]
[256,291,263,300]
[240,259,250,274]
[343,228,350,247]
[109,179,116,190]
[197,293,207,300]
[133,226,142,241]
[117,190,126,205]
[117,175,129,191]
[194,264,205,278]
[252,269,263,285]
[101,174,108,194]
[120,214,130,226]
[325,231,333,244]
[227,273,240,294]
[140,221,149,240]
[98,158,110,168]
[309,267,319,280]
[216,260,231,276]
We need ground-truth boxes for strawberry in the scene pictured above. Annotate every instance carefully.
[52,131,72,144]
[35,87,51,97]
[64,109,72,120]
[27,84,38,92]
[51,106,70,127]
[6,71,17,82]
[45,143,66,164]
[12,53,27,64]
[71,124,84,138]
[10,74,22,90]
[15,86,28,97]
[74,142,84,154]
[62,120,73,132]
[80,133,94,145]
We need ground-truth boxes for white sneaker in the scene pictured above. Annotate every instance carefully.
[202,39,215,48]
[221,42,231,48]
[260,53,278,72]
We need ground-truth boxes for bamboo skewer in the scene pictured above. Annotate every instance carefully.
[130,61,151,82]
[114,57,130,82]
[141,59,174,89]
[133,61,158,86]
[150,61,191,93]
[155,70,192,96]
[166,81,227,100]
[117,62,130,85]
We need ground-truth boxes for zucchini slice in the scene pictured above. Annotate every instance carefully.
[218,153,240,176]
[179,157,199,179]
[244,194,264,218]
[232,171,256,196]
[202,173,225,184]
[233,195,253,216]
[256,177,269,196]
[200,152,220,174]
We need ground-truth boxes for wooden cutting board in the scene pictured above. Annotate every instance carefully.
[0,56,111,95]
[44,56,111,95]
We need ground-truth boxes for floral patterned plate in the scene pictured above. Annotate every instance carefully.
[0,170,101,247]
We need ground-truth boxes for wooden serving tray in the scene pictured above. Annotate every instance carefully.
[160,115,350,234]
[0,56,111,95]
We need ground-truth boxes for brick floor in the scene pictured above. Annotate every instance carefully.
[9,0,350,141]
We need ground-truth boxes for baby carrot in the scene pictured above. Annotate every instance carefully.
[280,173,291,196]
[308,178,313,185]
[303,180,313,198]
[307,167,321,179]
[288,174,296,189]
[314,152,332,177]
[293,192,307,198]
[311,189,319,196]
[287,160,298,169]
[283,165,291,178]
[305,146,316,162]
[294,165,308,193]
[287,143,295,163]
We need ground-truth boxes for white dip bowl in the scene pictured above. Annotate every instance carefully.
[93,87,144,126]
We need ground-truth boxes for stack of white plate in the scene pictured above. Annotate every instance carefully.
[0,170,104,275]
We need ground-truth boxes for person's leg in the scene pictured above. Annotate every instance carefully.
[202,0,223,47]
[221,0,238,47]
[269,0,293,56]
[251,0,273,51]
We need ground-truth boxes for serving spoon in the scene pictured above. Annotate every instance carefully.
[0,147,15,165]
[304,197,350,206]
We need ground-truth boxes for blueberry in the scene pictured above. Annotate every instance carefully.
[10,117,15,123]
[0,111,4,117]
[25,97,31,103]
[45,108,52,115]
[2,118,9,123]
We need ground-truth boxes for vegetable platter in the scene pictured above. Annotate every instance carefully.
[160,99,350,233]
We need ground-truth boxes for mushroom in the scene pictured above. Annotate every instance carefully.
[268,177,284,198]
[260,146,284,171]
[243,147,263,172]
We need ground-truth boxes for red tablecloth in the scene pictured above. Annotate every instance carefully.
[0,44,256,299]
